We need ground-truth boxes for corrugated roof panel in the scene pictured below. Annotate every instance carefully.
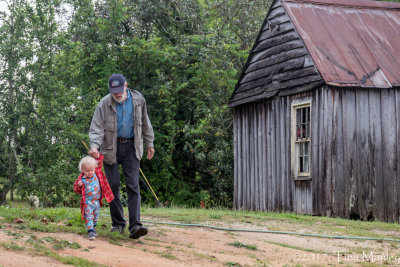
[283,0,400,88]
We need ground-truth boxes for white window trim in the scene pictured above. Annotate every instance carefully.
[291,100,311,180]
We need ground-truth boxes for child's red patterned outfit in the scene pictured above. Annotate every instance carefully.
[74,154,114,228]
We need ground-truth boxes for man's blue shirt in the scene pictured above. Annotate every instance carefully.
[116,89,134,139]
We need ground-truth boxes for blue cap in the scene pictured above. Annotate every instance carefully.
[109,74,126,93]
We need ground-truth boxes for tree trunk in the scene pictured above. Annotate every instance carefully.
[0,181,10,205]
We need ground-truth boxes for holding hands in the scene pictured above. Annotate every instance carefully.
[89,147,99,159]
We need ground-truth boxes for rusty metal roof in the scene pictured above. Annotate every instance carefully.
[282,0,400,88]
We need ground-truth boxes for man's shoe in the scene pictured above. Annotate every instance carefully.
[129,226,148,239]
[110,225,125,234]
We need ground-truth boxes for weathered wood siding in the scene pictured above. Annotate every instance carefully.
[233,86,400,222]
[229,0,323,107]
[312,86,400,222]
[233,94,312,213]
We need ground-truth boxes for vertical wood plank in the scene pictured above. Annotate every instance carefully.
[233,108,238,209]
[236,108,240,209]
[246,105,252,210]
[342,89,357,218]
[242,106,248,210]
[381,89,397,222]
[285,97,292,211]
[318,88,327,215]
[266,101,272,211]
[355,89,371,220]
[311,89,319,215]
[396,90,400,223]
[254,103,260,211]
[369,89,384,221]
[279,98,286,210]
[249,105,254,210]
[275,99,282,210]
[324,87,333,216]
[271,101,276,211]
[261,102,267,211]
[333,88,345,217]
[256,102,262,211]
[307,181,313,213]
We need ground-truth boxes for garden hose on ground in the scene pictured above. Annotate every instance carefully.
[81,140,161,206]
[100,214,398,243]
[138,220,400,243]
[100,213,400,242]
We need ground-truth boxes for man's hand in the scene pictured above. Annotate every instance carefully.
[89,147,99,159]
[147,147,155,160]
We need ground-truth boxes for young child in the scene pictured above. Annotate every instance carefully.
[74,153,114,240]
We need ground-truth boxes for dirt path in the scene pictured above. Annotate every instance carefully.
[1,217,400,266]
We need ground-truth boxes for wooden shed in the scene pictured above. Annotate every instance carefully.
[229,0,400,222]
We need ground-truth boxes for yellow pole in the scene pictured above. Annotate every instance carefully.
[139,168,160,203]
[81,140,90,151]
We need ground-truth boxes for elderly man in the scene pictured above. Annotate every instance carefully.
[89,73,155,239]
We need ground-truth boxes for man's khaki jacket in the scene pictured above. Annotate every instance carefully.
[89,89,154,165]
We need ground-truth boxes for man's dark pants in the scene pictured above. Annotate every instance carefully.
[104,140,142,233]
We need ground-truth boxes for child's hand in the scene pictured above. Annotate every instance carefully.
[77,180,83,188]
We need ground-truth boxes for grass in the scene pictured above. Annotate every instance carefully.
[40,236,81,250]
[1,204,400,242]
[229,241,258,251]
[224,262,241,266]
[1,200,400,266]
[266,241,325,254]
[24,232,103,266]
[0,241,25,251]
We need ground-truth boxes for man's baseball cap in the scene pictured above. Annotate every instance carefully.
[109,74,126,94]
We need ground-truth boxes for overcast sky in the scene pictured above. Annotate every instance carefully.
[0,1,7,13]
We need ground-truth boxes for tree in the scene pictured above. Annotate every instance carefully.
[0,0,272,208]
[0,0,33,204]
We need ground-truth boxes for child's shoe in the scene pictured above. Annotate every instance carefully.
[88,231,96,240]
[93,229,98,237]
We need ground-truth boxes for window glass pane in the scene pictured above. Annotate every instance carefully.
[299,156,303,172]
[296,109,301,127]
[296,125,301,139]
[301,124,306,138]
[304,141,309,156]
[304,156,309,173]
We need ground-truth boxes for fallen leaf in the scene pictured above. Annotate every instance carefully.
[57,219,69,226]
[13,218,24,224]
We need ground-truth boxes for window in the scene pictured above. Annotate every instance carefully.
[291,102,311,179]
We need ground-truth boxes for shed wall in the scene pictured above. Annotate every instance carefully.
[233,87,400,222]
[233,95,302,213]
[313,87,400,222]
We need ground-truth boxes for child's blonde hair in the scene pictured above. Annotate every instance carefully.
[79,156,97,171]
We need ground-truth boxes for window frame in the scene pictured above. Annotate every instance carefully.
[291,100,312,181]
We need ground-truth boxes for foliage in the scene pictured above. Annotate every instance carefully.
[0,0,271,207]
